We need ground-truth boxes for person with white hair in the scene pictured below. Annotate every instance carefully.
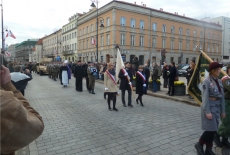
[59,60,71,87]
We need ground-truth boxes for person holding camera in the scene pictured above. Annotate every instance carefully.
[0,54,44,155]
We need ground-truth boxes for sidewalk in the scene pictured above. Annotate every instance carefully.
[96,80,199,106]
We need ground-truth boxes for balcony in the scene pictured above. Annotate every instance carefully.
[45,53,55,58]
[62,50,74,56]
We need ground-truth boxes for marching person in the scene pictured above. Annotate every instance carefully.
[162,62,169,88]
[83,62,90,91]
[10,65,32,96]
[118,62,133,107]
[195,62,226,155]
[74,61,84,92]
[104,62,118,111]
[136,65,147,106]
[214,64,230,148]
[52,62,59,81]
[87,62,97,94]
[59,60,71,87]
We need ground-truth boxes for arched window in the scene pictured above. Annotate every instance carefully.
[162,24,166,32]
[179,28,183,35]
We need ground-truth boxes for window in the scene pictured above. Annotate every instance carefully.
[91,24,94,32]
[153,23,157,31]
[179,28,183,35]
[106,34,110,45]
[217,34,219,41]
[83,28,84,35]
[200,31,203,38]
[208,33,211,39]
[121,34,125,45]
[179,41,182,50]
[106,17,110,27]
[186,29,190,36]
[131,18,135,27]
[170,40,174,49]
[75,32,76,38]
[72,33,74,38]
[82,41,84,49]
[152,37,156,48]
[193,42,196,51]
[140,36,144,46]
[212,44,214,53]
[79,29,81,36]
[70,34,71,39]
[131,35,135,46]
[171,26,175,34]
[75,43,76,50]
[70,44,72,50]
[200,42,203,49]
[120,17,126,26]
[86,26,88,34]
[216,45,219,53]
[194,31,196,37]
[208,44,210,52]
[140,20,144,29]
[186,41,189,51]
[162,24,166,32]
[72,44,74,50]
[100,35,104,46]
[162,38,166,48]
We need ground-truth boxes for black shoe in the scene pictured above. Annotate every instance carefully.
[92,91,95,94]
[113,108,118,111]
[204,148,215,155]
[89,90,92,93]
[194,142,205,155]
[104,96,106,100]
[128,104,133,108]
[108,108,112,111]
[214,134,223,147]
[136,99,139,104]
[222,138,230,148]
[123,104,127,107]
[140,103,144,107]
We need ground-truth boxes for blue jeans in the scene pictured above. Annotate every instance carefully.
[153,80,157,92]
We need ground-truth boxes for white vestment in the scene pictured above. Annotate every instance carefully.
[62,71,68,85]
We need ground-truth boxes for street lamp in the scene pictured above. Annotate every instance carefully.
[90,0,105,62]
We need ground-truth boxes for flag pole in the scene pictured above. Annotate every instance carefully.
[1,0,4,54]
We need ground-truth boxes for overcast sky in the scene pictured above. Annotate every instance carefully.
[1,0,230,48]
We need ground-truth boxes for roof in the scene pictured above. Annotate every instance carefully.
[43,29,62,39]
[15,39,39,48]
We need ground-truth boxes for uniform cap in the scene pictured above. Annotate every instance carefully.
[208,62,223,72]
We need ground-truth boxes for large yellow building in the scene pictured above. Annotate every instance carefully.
[77,1,222,65]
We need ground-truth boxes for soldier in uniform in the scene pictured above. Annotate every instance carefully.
[195,62,226,155]
[87,62,97,94]
[49,62,53,79]
[52,62,58,81]
[214,65,230,148]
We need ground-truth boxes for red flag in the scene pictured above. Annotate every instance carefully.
[6,30,16,39]
[92,37,96,45]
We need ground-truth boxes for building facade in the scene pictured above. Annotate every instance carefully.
[15,39,38,63]
[43,29,62,62]
[77,1,222,65]
[34,39,43,62]
[61,13,82,62]
[7,43,18,62]
[203,16,230,63]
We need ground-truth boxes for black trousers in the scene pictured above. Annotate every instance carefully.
[121,89,132,105]
[86,77,89,90]
[199,131,216,148]
[137,93,143,104]
[168,80,174,95]
[107,92,117,109]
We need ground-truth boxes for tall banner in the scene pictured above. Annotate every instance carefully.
[115,48,125,83]
[187,50,227,105]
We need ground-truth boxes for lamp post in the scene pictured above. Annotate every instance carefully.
[0,0,4,54]
[90,0,105,62]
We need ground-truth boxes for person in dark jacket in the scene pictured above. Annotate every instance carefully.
[131,57,139,72]
[10,65,32,96]
[74,61,84,91]
[167,62,177,96]
[83,62,90,91]
[162,62,169,88]
[136,65,147,106]
[144,64,150,90]
[151,62,158,92]
[118,62,133,107]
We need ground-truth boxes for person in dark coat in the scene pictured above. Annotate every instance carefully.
[195,62,225,155]
[118,62,133,107]
[144,64,150,90]
[167,62,176,96]
[162,62,169,88]
[131,57,139,72]
[151,62,158,92]
[74,61,84,92]
[135,65,147,106]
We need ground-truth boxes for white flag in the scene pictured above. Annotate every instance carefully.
[115,48,125,83]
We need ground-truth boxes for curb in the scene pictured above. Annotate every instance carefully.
[96,80,199,107]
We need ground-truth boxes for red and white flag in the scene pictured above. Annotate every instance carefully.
[91,37,96,45]
[6,30,16,39]
[5,51,11,57]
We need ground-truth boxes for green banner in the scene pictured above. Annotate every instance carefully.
[188,52,227,105]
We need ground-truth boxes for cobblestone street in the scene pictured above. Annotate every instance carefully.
[22,73,205,155]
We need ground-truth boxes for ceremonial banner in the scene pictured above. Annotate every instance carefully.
[115,48,125,83]
[187,50,227,105]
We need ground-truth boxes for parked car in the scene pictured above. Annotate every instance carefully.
[177,64,189,70]
[178,65,189,77]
